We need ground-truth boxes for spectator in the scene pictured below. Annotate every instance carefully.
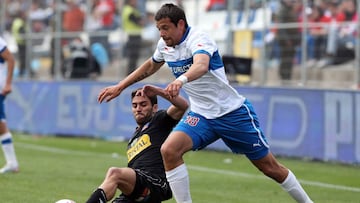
[122,0,145,75]
[331,0,357,64]
[206,0,226,11]
[11,10,29,78]
[316,0,347,68]
[92,0,117,59]
[63,37,102,79]
[86,0,104,46]
[275,0,301,81]
[62,0,85,40]
[28,0,53,78]
[96,0,117,30]
[57,0,86,78]
[28,0,51,35]
[302,5,330,67]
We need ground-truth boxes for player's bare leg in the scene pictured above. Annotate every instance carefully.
[100,167,136,199]
[86,167,136,203]
[251,152,313,203]
[0,121,19,174]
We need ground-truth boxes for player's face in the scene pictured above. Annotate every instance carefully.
[156,17,185,47]
[132,95,154,125]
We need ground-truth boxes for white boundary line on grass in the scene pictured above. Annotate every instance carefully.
[188,165,360,193]
[17,142,360,193]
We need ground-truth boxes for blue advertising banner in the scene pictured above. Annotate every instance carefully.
[6,81,360,164]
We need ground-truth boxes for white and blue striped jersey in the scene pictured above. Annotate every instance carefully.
[0,37,8,90]
[152,27,245,119]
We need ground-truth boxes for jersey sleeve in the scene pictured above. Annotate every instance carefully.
[152,39,165,63]
[152,110,179,130]
[0,37,7,53]
[188,30,217,58]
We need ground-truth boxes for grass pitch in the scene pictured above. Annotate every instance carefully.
[0,133,359,203]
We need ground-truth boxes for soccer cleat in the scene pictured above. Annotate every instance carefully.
[0,164,19,174]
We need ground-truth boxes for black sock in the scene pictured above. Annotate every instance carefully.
[86,188,107,203]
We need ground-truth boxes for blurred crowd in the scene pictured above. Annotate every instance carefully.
[1,0,359,82]
[300,0,358,68]
[2,0,160,79]
[206,0,358,81]
[274,0,358,80]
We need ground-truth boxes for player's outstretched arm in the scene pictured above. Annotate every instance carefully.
[143,85,188,120]
[97,58,164,103]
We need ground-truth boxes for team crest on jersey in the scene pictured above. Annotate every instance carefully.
[127,134,151,162]
[184,115,200,126]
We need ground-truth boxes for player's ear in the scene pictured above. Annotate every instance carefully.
[178,19,185,28]
[152,104,158,113]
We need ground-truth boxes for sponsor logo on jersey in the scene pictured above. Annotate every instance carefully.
[127,134,151,162]
[172,63,191,75]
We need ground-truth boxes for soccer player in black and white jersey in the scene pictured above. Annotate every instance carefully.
[86,84,188,203]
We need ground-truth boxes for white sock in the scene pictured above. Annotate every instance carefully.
[1,132,18,167]
[281,170,313,203]
[166,164,192,203]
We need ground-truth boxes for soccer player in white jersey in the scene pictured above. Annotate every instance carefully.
[98,3,313,203]
[0,36,19,173]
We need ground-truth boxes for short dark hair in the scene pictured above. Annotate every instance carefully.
[155,3,188,28]
[131,88,158,105]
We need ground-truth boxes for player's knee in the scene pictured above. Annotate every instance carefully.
[160,143,179,161]
[106,167,122,179]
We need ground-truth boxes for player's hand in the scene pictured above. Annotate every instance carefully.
[1,84,12,95]
[97,85,122,103]
[142,85,159,97]
[165,80,182,98]
[143,85,174,100]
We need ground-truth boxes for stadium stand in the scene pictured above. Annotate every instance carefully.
[1,0,359,89]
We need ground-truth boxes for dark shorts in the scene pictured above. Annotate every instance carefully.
[112,169,172,203]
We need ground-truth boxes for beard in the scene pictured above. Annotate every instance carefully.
[135,113,152,125]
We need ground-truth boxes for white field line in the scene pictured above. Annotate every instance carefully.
[17,142,360,193]
[188,165,360,193]
[16,142,128,160]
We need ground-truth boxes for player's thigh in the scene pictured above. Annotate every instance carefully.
[105,167,136,192]
[162,130,193,154]
[212,101,269,160]
[172,111,218,151]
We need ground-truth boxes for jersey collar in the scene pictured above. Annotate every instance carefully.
[178,26,191,45]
